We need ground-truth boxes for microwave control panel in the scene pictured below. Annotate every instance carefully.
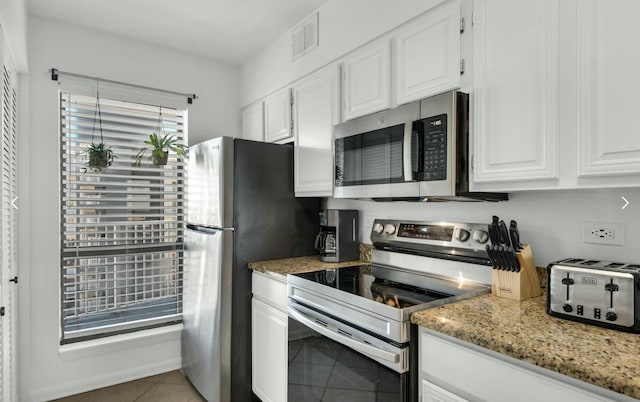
[416,113,447,181]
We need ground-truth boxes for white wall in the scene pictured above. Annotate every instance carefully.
[240,0,443,106]
[328,188,640,267]
[22,17,240,401]
[0,0,28,72]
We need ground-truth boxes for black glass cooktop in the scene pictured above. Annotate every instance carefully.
[293,266,452,309]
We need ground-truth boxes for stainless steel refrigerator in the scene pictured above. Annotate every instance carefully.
[182,137,319,402]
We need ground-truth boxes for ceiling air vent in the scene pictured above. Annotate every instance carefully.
[292,12,318,61]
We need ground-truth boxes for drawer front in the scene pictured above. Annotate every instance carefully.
[420,330,609,402]
[252,271,288,312]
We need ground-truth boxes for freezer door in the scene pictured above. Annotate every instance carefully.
[187,137,234,228]
[182,227,233,402]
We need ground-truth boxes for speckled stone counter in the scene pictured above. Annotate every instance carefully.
[248,244,372,275]
[248,255,364,275]
[411,294,640,400]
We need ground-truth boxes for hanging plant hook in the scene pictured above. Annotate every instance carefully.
[84,78,116,172]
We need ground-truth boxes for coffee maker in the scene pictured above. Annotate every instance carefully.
[315,209,359,262]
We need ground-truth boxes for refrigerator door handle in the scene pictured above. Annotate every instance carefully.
[187,223,234,233]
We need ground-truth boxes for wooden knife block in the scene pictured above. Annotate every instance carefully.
[491,244,542,301]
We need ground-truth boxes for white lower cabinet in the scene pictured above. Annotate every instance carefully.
[422,380,469,402]
[251,272,288,402]
[419,328,612,402]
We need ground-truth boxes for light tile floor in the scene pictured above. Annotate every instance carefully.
[51,370,205,402]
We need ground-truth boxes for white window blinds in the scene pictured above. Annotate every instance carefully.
[0,63,18,402]
[60,92,186,342]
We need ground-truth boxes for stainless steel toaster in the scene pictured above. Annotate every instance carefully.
[547,258,640,333]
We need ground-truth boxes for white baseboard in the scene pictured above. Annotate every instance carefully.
[29,357,182,402]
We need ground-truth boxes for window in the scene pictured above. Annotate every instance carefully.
[60,93,186,343]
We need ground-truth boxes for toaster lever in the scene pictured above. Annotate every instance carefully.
[561,277,574,285]
[605,283,619,292]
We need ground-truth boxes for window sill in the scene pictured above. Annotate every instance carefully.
[59,323,183,362]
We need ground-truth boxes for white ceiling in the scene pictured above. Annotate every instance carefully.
[26,0,329,65]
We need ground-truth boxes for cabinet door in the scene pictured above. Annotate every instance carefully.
[422,380,469,402]
[241,101,264,142]
[395,0,461,105]
[251,297,288,402]
[264,88,292,143]
[472,0,559,185]
[293,65,340,197]
[577,0,640,177]
[342,40,390,120]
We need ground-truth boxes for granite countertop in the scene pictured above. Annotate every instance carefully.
[248,244,372,275]
[411,294,640,400]
[248,255,365,275]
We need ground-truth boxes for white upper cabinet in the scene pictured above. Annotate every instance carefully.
[395,0,462,105]
[342,40,391,120]
[472,0,560,186]
[293,65,340,197]
[264,87,293,143]
[577,0,640,178]
[241,101,264,142]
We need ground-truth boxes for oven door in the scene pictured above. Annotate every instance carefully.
[287,301,416,401]
[334,102,420,199]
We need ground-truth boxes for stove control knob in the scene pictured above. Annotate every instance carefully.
[606,311,617,322]
[473,229,489,244]
[562,304,573,313]
[384,224,396,235]
[457,229,471,242]
[372,223,384,234]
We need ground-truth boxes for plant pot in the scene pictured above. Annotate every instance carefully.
[86,147,113,172]
[152,152,168,166]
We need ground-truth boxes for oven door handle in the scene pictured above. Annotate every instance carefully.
[287,305,400,364]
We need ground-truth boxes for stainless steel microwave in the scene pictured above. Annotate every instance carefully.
[334,91,507,201]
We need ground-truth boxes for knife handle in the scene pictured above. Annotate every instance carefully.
[498,220,511,247]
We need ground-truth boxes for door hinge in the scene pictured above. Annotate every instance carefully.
[290,120,294,130]
[289,94,294,106]
[460,59,466,75]
[0,307,4,317]
[9,276,17,284]
[460,17,465,34]
[471,154,475,171]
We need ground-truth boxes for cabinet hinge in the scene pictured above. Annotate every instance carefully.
[0,307,4,317]
[460,17,465,34]
[460,59,465,75]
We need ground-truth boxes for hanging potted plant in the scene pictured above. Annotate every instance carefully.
[134,108,186,166]
[84,86,117,172]
[134,132,186,166]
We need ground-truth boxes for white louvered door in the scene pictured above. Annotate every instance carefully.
[0,58,19,402]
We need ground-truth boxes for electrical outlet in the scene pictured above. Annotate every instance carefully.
[583,222,625,246]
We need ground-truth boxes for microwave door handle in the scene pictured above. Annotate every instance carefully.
[403,121,413,181]
[287,305,400,364]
